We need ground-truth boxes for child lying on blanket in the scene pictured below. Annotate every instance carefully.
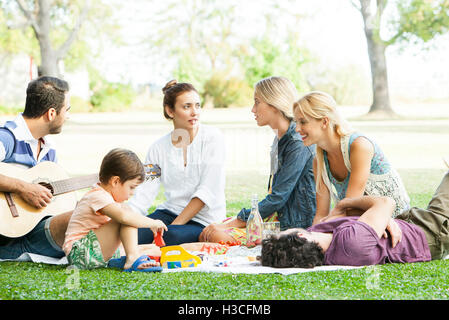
[261,171,449,268]
[62,148,167,272]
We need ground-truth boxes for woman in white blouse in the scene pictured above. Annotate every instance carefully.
[127,80,226,245]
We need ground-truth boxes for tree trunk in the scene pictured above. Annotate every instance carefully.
[359,0,396,116]
[365,32,393,115]
[36,0,60,77]
[37,35,60,77]
[16,0,90,77]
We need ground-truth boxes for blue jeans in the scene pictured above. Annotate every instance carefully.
[0,217,65,259]
[138,209,205,246]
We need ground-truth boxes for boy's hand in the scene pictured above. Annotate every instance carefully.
[154,230,166,247]
[150,219,168,236]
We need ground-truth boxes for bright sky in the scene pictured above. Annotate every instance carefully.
[97,0,449,100]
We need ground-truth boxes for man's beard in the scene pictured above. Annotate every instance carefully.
[48,122,63,134]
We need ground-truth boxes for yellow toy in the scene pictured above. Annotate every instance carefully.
[160,245,202,269]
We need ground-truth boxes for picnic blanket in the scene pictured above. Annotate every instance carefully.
[161,245,362,275]
[162,261,361,275]
[0,246,362,275]
[0,253,68,265]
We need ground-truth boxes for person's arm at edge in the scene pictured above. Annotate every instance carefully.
[312,157,332,225]
[343,136,375,215]
[100,202,167,235]
[332,196,396,238]
[171,197,205,225]
[0,173,52,209]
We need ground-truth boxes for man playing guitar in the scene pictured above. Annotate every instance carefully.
[0,76,72,259]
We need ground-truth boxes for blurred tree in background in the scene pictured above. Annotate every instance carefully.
[353,0,449,117]
[2,0,448,112]
[1,0,91,76]
[0,8,37,56]
[88,66,136,112]
[238,32,311,96]
[0,0,130,112]
[148,0,245,108]
[148,0,313,108]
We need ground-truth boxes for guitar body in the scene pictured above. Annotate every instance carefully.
[0,162,80,238]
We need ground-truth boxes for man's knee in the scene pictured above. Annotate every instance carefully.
[198,224,220,242]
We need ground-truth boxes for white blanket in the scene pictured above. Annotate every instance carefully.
[162,262,361,275]
[0,252,68,265]
[162,245,362,274]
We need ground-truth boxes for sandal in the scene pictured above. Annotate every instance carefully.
[123,255,162,273]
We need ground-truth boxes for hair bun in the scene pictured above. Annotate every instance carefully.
[162,79,178,94]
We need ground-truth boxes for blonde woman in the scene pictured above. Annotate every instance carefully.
[293,91,410,224]
[199,76,316,244]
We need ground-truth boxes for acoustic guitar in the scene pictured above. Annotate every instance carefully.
[0,162,98,238]
[0,161,161,238]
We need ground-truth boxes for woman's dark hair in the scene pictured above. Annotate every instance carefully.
[162,79,198,120]
[99,148,145,184]
[260,233,325,268]
[23,76,69,118]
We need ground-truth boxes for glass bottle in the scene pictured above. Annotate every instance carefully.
[246,194,263,248]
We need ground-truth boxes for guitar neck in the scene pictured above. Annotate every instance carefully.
[50,174,99,195]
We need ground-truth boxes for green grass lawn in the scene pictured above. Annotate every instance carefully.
[1,259,449,300]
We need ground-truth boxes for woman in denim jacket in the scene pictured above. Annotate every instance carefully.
[199,76,316,244]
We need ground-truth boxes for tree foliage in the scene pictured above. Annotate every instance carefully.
[149,0,312,108]
[0,8,38,56]
[0,0,119,76]
[353,0,449,46]
[394,0,449,44]
[239,34,310,93]
[88,66,136,112]
[352,0,449,115]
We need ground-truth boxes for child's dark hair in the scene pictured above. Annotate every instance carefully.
[99,148,145,184]
[162,79,198,120]
[260,233,325,268]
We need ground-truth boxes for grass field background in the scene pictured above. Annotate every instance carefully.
[0,104,448,300]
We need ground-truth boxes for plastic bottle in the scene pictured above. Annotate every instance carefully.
[245,194,263,247]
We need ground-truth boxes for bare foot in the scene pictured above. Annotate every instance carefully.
[124,255,160,270]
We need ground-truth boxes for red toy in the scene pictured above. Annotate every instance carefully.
[154,231,166,247]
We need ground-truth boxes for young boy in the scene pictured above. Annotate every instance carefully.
[63,148,167,272]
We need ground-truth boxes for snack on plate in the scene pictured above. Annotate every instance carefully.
[200,243,229,255]
[218,240,241,247]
